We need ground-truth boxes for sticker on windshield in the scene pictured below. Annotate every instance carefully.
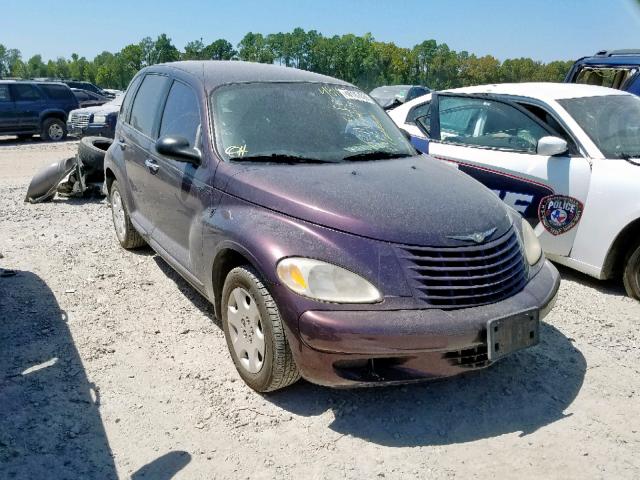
[338,89,375,104]
[225,144,247,158]
[538,195,583,236]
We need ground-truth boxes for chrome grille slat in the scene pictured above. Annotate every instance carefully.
[68,112,90,129]
[397,227,528,309]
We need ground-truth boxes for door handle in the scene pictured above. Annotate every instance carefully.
[117,137,127,150]
[144,158,159,174]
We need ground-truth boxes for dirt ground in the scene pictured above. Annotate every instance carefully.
[0,137,639,480]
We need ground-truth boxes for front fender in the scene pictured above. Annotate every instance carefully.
[39,108,69,122]
[202,192,414,327]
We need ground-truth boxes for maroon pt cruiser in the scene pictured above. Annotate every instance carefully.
[104,61,560,392]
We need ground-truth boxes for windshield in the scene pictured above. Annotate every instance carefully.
[558,95,640,159]
[370,85,411,100]
[211,82,415,163]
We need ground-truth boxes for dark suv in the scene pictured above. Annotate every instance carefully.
[0,81,79,141]
[565,49,640,95]
[105,61,560,392]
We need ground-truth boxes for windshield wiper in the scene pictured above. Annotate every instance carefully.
[229,154,334,164]
[619,152,640,165]
[342,151,413,162]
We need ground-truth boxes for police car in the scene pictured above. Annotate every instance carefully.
[389,83,640,299]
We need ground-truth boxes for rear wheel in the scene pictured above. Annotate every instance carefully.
[221,266,300,392]
[109,180,145,249]
[623,242,640,300]
[41,118,67,142]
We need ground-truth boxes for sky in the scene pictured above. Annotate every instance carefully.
[3,0,640,63]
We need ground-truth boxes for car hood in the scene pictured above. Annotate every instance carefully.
[70,103,119,116]
[224,155,512,246]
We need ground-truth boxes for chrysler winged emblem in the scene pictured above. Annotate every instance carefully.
[447,227,497,244]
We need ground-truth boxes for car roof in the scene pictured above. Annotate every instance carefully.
[390,82,631,121]
[151,60,352,90]
[577,50,640,66]
[440,82,629,101]
[0,79,68,86]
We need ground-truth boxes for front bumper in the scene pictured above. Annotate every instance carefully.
[68,124,114,139]
[292,259,560,387]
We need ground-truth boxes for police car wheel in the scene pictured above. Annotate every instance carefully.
[623,243,640,300]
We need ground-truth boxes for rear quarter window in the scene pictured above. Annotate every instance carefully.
[120,75,144,125]
[39,84,74,100]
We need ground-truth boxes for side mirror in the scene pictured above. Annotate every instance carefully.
[155,135,201,165]
[537,136,568,156]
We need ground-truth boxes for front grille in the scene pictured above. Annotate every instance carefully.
[443,345,489,369]
[397,227,528,309]
[68,112,90,129]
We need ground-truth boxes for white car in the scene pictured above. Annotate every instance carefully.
[389,83,640,298]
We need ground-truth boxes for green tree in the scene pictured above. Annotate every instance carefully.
[182,39,206,60]
[203,39,236,60]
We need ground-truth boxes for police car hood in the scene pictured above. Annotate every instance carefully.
[225,155,513,246]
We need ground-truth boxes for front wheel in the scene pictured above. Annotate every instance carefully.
[623,243,640,300]
[221,266,300,392]
[41,118,67,142]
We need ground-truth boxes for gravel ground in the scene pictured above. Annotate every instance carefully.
[1,138,639,479]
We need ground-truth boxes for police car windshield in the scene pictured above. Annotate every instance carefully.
[558,95,640,159]
[211,82,415,163]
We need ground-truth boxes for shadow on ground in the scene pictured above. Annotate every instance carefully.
[0,270,117,479]
[555,263,627,297]
[146,248,586,447]
[152,255,219,325]
[131,451,191,480]
[267,322,585,446]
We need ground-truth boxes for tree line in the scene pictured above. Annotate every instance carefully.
[0,28,574,92]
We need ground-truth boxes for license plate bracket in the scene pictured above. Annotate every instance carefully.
[487,310,539,361]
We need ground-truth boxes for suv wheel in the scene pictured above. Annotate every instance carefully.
[41,118,67,142]
[623,242,640,300]
[109,180,145,249]
[221,266,300,392]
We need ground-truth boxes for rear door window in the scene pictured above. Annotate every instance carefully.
[11,84,43,101]
[129,74,171,138]
[159,81,201,148]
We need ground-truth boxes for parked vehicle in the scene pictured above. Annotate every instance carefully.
[105,61,559,392]
[103,88,124,97]
[0,80,79,141]
[67,95,123,138]
[390,82,640,299]
[63,80,114,98]
[71,88,110,108]
[565,50,640,95]
[369,85,430,109]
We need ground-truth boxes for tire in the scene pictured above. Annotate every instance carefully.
[221,266,300,392]
[41,118,67,142]
[78,136,112,173]
[623,242,640,300]
[109,180,145,249]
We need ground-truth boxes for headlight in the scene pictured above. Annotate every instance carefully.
[92,114,107,124]
[276,257,382,303]
[521,219,542,265]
